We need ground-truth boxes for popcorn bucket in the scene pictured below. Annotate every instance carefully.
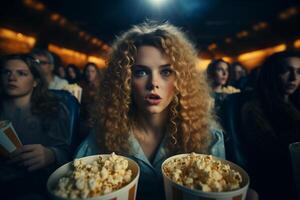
[162,153,249,200]
[47,154,140,200]
[0,120,22,156]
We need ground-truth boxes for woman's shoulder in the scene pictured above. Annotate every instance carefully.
[209,128,226,159]
[74,129,99,158]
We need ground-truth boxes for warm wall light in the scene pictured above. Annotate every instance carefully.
[88,56,106,68]
[222,57,232,63]
[208,43,217,51]
[102,44,111,52]
[50,13,60,21]
[225,38,232,44]
[91,38,98,45]
[48,44,107,68]
[23,0,45,11]
[253,22,268,31]
[279,7,299,20]
[294,39,300,48]
[197,58,211,71]
[236,31,249,38]
[238,44,286,69]
[49,44,87,67]
[0,28,36,47]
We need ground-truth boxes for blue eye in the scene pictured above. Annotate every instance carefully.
[133,69,148,77]
[161,69,173,77]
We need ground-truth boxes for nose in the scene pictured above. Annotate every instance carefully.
[146,73,160,90]
[289,70,296,81]
[8,72,17,81]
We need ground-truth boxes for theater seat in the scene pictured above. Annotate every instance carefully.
[50,90,80,151]
[217,91,254,170]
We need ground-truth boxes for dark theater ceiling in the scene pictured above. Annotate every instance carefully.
[1,0,300,57]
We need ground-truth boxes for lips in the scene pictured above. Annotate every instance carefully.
[145,93,162,105]
[7,84,18,89]
[286,83,297,90]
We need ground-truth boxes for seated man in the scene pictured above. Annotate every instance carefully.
[31,49,68,90]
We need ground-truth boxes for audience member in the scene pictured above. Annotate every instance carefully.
[75,22,226,200]
[66,64,81,84]
[241,51,300,200]
[0,54,72,199]
[31,49,68,90]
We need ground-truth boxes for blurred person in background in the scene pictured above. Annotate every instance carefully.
[207,59,240,94]
[229,62,248,90]
[79,62,104,140]
[0,54,72,199]
[31,49,68,90]
[66,64,81,84]
[206,59,240,114]
[241,51,300,200]
[52,52,66,79]
[56,65,66,79]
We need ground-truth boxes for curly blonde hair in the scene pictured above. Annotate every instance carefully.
[93,21,215,155]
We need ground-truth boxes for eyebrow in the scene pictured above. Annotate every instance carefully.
[133,64,171,68]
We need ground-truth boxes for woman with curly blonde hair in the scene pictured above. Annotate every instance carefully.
[76,21,225,199]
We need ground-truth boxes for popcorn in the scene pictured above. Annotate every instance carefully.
[163,153,242,192]
[54,153,133,199]
[63,83,82,102]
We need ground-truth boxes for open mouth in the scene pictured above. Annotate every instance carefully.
[145,94,162,105]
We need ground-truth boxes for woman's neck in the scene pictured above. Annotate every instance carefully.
[4,95,31,109]
[283,94,289,103]
[213,84,223,93]
[134,110,168,136]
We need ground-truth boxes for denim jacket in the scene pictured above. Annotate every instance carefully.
[75,129,225,200]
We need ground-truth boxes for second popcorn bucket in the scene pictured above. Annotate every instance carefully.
[161,153,250,200]
[47,154,140,200]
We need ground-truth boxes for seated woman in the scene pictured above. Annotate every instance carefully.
[74,21,249,199]
[206,59,240,119]
[241,51,300,200]
[207,59,240,94]
[66,64,82,84]
[229,62,248,90]
[79,62,104,140]
[0,54,72,199]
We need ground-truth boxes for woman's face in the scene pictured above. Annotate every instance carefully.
[68,67,76,79]
[214,62,229,86]
[86,65,97,83]
[58,66,66,78]
[278,57,300,95]
[233,65,246,81]
[131,46,176,115]
[1,59,37,98]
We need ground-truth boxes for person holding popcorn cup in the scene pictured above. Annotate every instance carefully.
[75,21,257,200]
[0,54,72,199]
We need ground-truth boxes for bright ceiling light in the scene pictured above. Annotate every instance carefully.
[149,0,168,7]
